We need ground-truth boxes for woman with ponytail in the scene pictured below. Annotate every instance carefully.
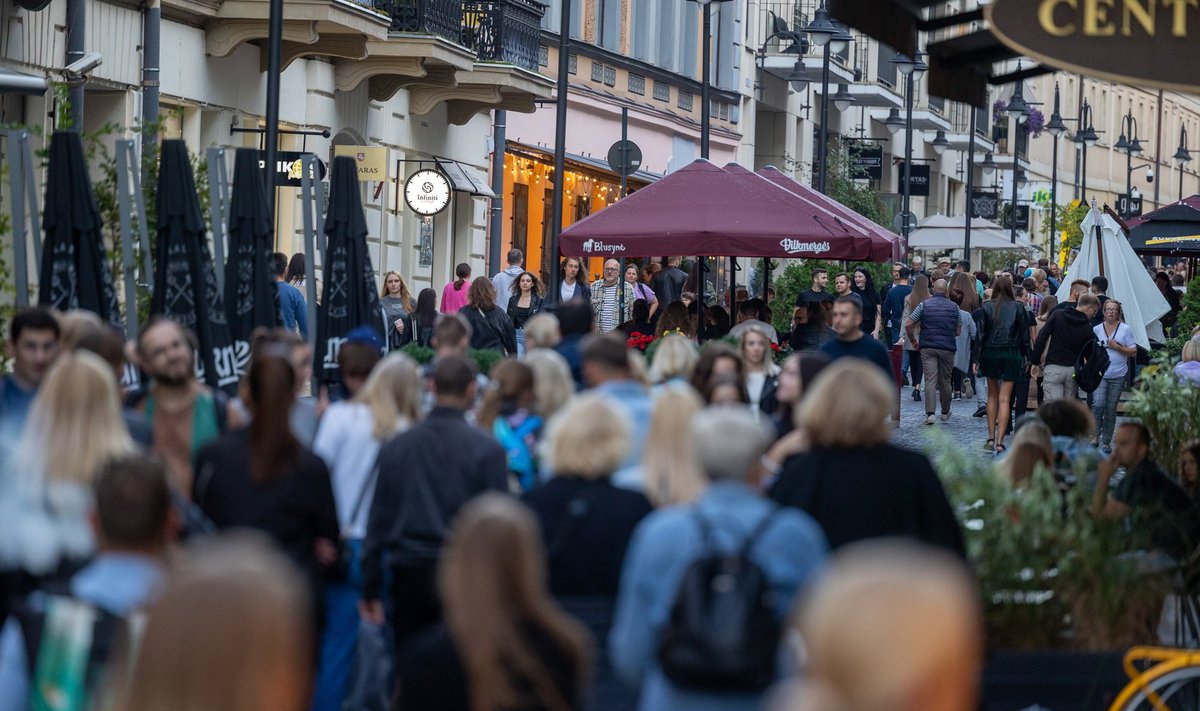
[441,263,473,314]
[193,349,340,625]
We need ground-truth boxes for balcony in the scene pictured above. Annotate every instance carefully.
[205,0,391,65]
[377,0,546,71]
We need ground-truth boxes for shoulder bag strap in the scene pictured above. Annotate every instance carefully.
[349,454,381,533]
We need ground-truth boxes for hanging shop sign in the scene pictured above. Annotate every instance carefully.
[258,151,327,187]
[850,145,884,180]
[404,169,452,216]
[986,0,1200,94]
[899,163,931,197]
[333,145,389,181]
[972,191,999,220]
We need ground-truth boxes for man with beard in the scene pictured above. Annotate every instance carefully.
[128,317,244,496]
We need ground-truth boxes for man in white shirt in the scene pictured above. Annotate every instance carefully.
[491,248,524,303]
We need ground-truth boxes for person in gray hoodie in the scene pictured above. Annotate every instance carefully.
[491,248,525,306]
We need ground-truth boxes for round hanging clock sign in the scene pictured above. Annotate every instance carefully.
[404,169,452,216]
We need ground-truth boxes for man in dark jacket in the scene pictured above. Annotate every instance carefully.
[1032,293,1100,402]
[906,279,961,425]
[650,256,688,306]
[360,356,509,656]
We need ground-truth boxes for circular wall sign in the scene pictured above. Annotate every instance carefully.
[404,169,452,216]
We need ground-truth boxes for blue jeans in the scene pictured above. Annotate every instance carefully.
[516,328,526,358]
[311,540,363,711]
[1091,376,1124,447]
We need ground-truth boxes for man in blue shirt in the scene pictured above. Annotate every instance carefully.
[273,252,308,339]
[610,406,826,711]
[583,333,651,481]
[0,308,60,442]
[820,296,895,382]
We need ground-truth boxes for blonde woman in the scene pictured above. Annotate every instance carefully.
[523,349,574,420]
[635,386,706,506]
[116,533,314,711]
[787,540,983,711]
[769,359,964,554]
[398,494,593,711]
[524,313,562,351]
[648,334,698,385]
[994,420,1054,487]
[1,351,137,573]
[738,323,780,420]
[310,353,420,709]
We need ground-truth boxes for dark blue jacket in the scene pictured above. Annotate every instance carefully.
[882,284,912,332]
[910,294,959,352]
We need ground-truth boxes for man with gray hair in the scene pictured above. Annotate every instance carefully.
[590,258,635,332]
[609,406,827,711]
[906,278,961,425]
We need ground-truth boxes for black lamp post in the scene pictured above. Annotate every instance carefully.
[1115,109,1145,211]
[688,0,733,160]
[1174,126,1196,199]
[806,5,853,193]
[891,52,927,239]
[1005,77,1031,244]
[1045,83,1069,260]
[1072,99,1099,200]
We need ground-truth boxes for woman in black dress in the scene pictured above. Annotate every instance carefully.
[406,288,439,348]
[193,349,340,622]
[851,267,882,338]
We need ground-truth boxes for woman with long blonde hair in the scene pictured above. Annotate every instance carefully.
[398,494,593,711]
[738,323,780,420]
[637,386,706,506]
[902,275,931,401]
[1,350,137,572]
[116,533,314,711]
[310,352,421,709]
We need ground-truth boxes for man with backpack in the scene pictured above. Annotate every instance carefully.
[0,455,177,711]
[1031,294,1101,402]
[609,407,827,711]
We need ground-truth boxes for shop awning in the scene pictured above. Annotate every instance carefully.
[507,141,663,185]
[559,159,884,261]
[434,158,496,198]
[1124,196,1200,256]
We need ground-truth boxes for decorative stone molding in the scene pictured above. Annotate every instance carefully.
[206,19,317,57]
[264,34,369,72]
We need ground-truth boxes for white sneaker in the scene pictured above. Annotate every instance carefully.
[924,414,936,425]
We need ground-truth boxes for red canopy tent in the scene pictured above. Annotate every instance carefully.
[756,165,903,262]
[558,159,883,260]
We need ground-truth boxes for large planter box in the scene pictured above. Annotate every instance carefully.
[983,650,1128,711]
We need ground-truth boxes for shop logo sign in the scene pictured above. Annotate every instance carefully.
[582,239,625,254]
[780,239,831,254]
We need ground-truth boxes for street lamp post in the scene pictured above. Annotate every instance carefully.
[892,52,927,240]
[1115,110,1145,212]
[1174,126,1195,199]
[964,106,978,263]
[1073,99,1099,201]
[1045,83,1069,260]
[805,5,852,193]
[1005,77,1032,244]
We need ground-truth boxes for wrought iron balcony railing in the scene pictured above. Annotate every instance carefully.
[376,0,546,71]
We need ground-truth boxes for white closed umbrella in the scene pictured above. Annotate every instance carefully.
[1058,206,1170,350]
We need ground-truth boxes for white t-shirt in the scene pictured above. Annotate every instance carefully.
[560,279,576,302]
[1093,321,1135,380]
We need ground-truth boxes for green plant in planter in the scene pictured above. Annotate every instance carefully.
[1126,354,1200,475]
[399,343,501,377]
[932,432,1171,650]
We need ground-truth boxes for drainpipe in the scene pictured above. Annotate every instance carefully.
[489,110,506,275]
[66,0,85,128]
[141,0,161,185]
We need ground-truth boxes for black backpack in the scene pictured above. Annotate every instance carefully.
[657,509,782,692]
[1074,337,1110,393]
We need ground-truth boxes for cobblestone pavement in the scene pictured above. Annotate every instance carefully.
[889,379,996,457]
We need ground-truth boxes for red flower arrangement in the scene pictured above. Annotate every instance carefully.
[627,333,656,352]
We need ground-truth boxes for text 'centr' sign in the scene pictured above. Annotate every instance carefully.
[987,0,1200,94]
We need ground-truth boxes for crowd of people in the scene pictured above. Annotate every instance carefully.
[0,247,1194,711]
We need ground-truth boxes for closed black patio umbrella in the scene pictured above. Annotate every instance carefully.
[38,131,121,326]
[224,148,279,369]
[315,155,384,385]
[151,139,237,394]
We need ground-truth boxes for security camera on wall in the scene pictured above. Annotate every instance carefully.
[1146,167,1155,183]
[61,52,102,87]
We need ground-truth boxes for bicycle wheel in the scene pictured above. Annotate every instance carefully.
[1114,665,1200,711]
